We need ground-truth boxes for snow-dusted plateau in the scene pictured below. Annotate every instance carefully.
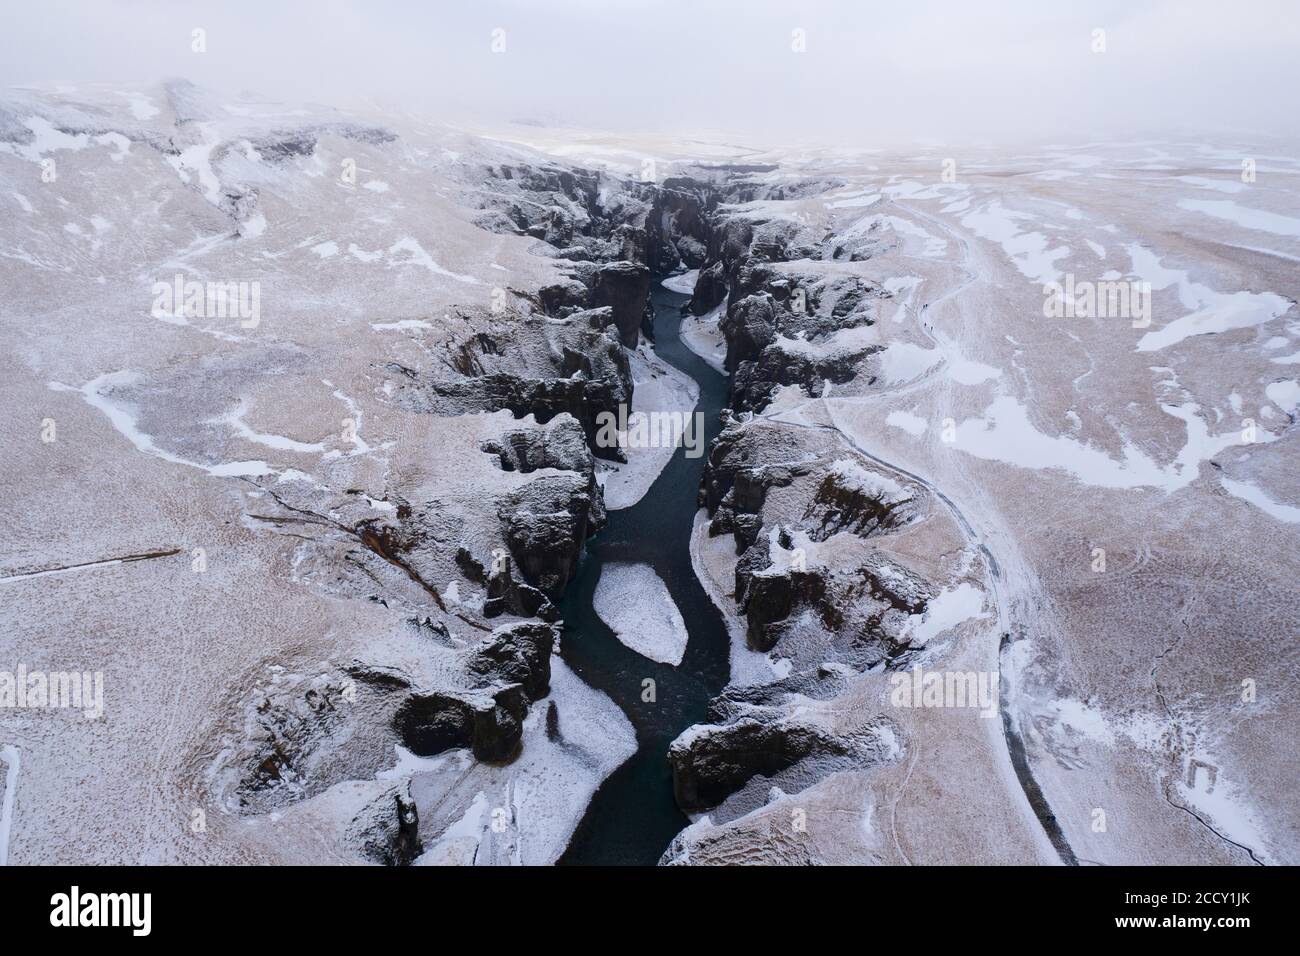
[1,81,1296,866]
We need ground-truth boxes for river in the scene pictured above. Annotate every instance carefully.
[557,286,732,865]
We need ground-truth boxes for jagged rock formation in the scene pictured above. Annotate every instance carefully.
[668,410,948,817]
[803,460,921,540]
[499,473,603,596]
[214,620,556,816]
[221,666,408,815]
[469,159,713,306]
[683,199,892,410]
[8,77,1291,871]
[401,308,633,460]
[391,621,555,764]
[237,155,717,854]
[395,684,530,763]
[592,260,652,347]
[669,717,861,811]
[667,705,904,823]
[478,415,607,600]
[480,415,594,475]
[482,554,557,621]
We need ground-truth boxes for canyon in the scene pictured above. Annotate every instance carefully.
[1,81,1296,866]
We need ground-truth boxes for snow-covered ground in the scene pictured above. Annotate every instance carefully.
[635,138,1299,865]
[661,269,698,294]
[680,139,1300,865]
[0,82,668,864]
[0,745,19,866]
[688,509,789,686]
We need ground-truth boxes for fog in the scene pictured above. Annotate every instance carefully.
[3,0,1297,145]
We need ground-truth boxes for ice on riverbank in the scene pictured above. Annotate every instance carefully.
[689,509,784,686]
[597,345,699,510]
[680,301,728,374]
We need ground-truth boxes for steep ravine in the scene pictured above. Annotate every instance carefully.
[557,287,732,865]
[399,159,1066,864]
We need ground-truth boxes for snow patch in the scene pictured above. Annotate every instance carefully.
[387,236,478,284]
[0,745,18,867]
[1131,244,1293,352]
[952,395,1261,492]
[1221,478,1300,524]
[50,372,274,478]
[961,201,1069,284]
[886,410,928,436]
[902,582,986,647]
[1265,379,1300,414]
[371,319,433,331]
[1178,199,1300,237]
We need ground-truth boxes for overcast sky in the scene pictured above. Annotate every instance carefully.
[2,0,1297,145]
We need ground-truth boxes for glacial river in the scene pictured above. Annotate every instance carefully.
[557,286,733,865]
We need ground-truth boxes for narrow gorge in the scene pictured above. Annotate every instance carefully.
[411,159,1039,864]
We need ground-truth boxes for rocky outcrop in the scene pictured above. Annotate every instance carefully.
[709,462,803,552]
[394,683,531,764]
[699,415,810,550]
[713,277,886,411]
[481,422,598,610]
[802,464,919,541]
[668,718,850,810]
[666,714,894,813]
[720,293,776,372]
[733,534,934,660]
[684,203,889,410]
[470,162,602,244]
[689,260,728,316]
[246,122,396,164]
[215,618,557,821]
[592,260,652,347]
[739,562,831,652]
[500,472,603,596]
[350,783,422,866]
[219,620,556,814]
[223,667,408,815]
[644,180,716,274]
[730,341,878,412]
[392,621,555,764]
[698,404,941,659]
[483,555,557,621]
[469,160,717,344]
[480,415,594,475]
[417,312,632,461]
[465,621,554,701]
